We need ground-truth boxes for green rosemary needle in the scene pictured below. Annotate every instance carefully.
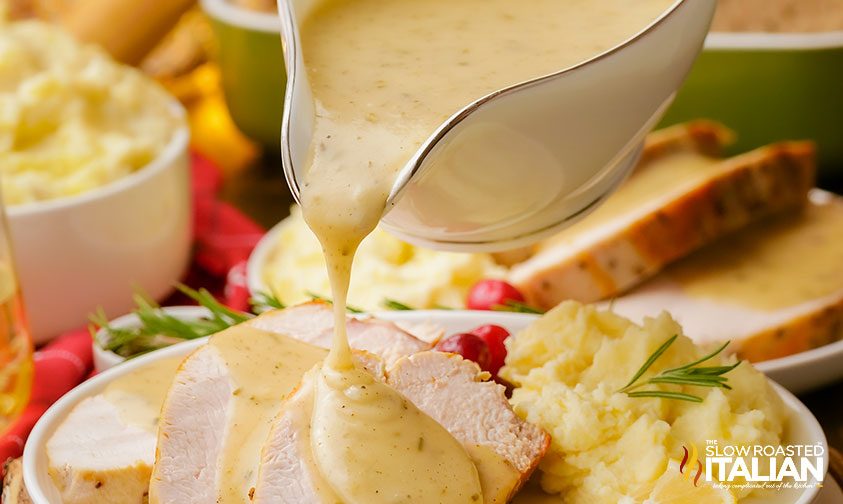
[619,336,740,403]
[382,298,414,311]
[92,286,285,359]
[491,300,545,314]
[250,291,286,313]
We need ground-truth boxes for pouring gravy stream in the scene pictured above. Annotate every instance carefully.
[294,0,674,501]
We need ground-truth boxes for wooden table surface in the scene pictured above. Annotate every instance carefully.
[222,152,843,453]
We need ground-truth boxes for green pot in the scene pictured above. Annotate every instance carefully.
[201,0,286,149]
[662,32,843,173]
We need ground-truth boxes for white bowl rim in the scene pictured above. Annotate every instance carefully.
[6,101,189,218]
[245,218,282,297]
[707,31,843,50]
[200,0,281,33]
[23,334,209,504]
[25,309,828,504]
[92,306,213,371]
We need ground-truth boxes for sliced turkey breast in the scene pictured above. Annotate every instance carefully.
[510,131,815,309]
[151,327,325,504]
[388,352,550,502]
[603,189,843,363]
[151,304,413,504]
[149,344,233,504]
[249,301,431,366]
[252,371,340,504]
[47,395,156,504]
[46,357,182,504]
[493,121,734,269]
[254,351,549,504]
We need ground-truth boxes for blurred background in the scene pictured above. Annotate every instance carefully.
[4,0,841,207]
[3,0,291,221]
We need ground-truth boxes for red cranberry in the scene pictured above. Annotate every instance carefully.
[470,324,511,375]
[435,333,492,371]
[467,279,525,311]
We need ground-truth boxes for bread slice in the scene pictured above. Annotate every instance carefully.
[509,132,816,309]
[604,189,843,362]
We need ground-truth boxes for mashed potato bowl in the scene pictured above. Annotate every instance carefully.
[7,120,191,343]
[28,309,828,504]
[246,209,506,311]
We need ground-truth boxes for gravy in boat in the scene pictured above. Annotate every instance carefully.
[296,0,674,501]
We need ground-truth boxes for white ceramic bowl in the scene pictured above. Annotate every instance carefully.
[92,306,211,372]
[32,310,828,503]
[8,105,192,344]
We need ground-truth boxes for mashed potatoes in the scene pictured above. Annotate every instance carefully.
[261,207,505,310]
[502,302,786,503]
[0,21,183,205]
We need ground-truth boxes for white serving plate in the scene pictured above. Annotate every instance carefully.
[755,340,843,395]
[32,310,830,504]
[245,224,843,395]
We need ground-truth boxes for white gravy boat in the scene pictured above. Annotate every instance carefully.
[279,0,716,252]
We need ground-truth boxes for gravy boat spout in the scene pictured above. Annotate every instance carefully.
[279,0,716,252]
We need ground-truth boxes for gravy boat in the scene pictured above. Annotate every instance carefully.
[279,0,716,252]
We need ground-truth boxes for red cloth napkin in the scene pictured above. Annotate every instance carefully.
[0,331,92,465]
[0,154,266,470]
[187,153,265,312]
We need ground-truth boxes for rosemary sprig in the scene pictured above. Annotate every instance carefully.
[250,291,286,313]
[382,298,414,311]
[626,391,705,403]
[175,284,251,326]
[619,336,740,403]
[491,300,545,314]
[91,288,246,358]
[305,291,364,313]
[91,286,288,359]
